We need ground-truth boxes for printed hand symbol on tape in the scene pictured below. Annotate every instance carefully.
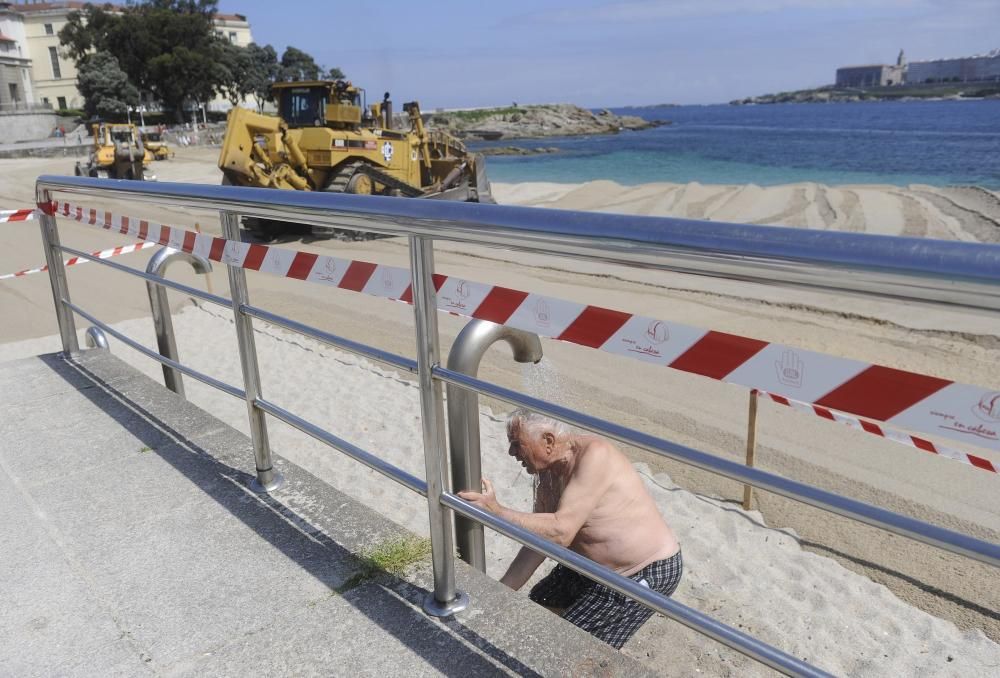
[775,350,804,388]
[534,299,550,327]
[316,258,338,282]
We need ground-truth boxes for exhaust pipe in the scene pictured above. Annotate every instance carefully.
[382,92,393,130]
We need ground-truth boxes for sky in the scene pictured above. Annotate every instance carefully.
[216,0,1000,108]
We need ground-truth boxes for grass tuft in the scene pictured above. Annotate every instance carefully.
[336,536,432,594]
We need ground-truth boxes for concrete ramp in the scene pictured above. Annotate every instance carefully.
[0,351,650,677]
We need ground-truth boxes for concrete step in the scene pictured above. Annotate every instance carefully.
[0,350,654,677]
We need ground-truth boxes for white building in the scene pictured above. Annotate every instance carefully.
[11,1,257,114]
[0,1,36,110]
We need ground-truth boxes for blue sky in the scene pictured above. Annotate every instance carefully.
[216,0,1000,107]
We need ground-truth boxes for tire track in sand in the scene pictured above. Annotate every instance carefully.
[912,188,1000,243]
[748,187,809,227]
[838,190,866,232]
[814,185,838,229]
[686,186,738,220]
[887,190,929,237]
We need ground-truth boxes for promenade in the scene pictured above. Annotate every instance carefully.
[0,349,646,677]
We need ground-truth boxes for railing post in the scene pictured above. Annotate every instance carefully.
[220,211,283,493]
[743,389,759,510]
[145,246,213,397]
[410,234,468,617]
[35,189,79,354]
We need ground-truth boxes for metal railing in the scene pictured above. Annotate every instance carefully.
[35,176,1000,677]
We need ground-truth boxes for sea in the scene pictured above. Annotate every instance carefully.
[470,100,1000,189]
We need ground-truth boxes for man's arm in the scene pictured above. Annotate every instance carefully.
[500,546,546,590]
[458,444,614,547]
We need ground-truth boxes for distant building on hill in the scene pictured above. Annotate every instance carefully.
[906,49,1000,84]
[10,0,256,115]
[835,48,1000,88]
[835,50,907,88]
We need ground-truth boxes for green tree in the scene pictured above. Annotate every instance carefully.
[76,51,140,120]
[279,46,321,82]
[244,43,279,112]
[327,66,346,80]
[60,0,228,122]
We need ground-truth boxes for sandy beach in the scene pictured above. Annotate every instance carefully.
[1,147,999,675]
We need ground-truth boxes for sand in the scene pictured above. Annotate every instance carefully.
[2,147,999,675]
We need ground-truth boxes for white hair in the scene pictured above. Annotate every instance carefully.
[506,409,571,441]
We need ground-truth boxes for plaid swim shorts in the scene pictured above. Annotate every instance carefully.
[528,550,683,649]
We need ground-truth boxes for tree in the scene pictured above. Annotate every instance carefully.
[244,43,279,112]
[216,41,252,107]
[60,0,229,122]
[327,66,346,81]
[279,46,321,82]
[76,51,140,120]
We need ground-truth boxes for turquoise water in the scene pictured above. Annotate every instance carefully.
[472,100,1000,188]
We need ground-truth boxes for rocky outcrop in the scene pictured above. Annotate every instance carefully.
[731,83,1000,105]
[477,146,560,156]
[425,104,668,140]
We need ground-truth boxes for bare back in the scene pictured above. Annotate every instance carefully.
[537,436,679,576]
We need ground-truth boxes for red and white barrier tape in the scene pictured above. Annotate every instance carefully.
[0,208,37,223]
[755,389,996,474]
[0,240,158,281]
[46,199,1000,459]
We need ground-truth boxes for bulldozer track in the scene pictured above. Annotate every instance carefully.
[324,160,424,197]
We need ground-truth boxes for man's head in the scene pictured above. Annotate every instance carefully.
[506,410,571,474]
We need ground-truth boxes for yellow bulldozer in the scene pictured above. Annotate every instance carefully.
[75,122,154,181]
[218,79,493,238]
[141,129,173,160]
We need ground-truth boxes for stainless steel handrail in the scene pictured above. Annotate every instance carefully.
[434,366,1000,568]
[37,176,1000,311]
[255,397,427,496]
[66,301,246,400]
[35,176,1000,677]
[242,304,417,374]
[59,243,232,308]
[410,234,468,617]
[220,211,283,493]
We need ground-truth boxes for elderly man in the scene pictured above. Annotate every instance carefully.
[457,409,682,649]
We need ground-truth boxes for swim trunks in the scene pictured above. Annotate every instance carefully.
[528,550,683,649]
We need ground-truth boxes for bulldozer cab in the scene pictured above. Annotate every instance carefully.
[110,127,134,143]
[274,80,364,130]
[93,123,139,147]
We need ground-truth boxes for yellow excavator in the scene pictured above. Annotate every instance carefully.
[218,79,493,238]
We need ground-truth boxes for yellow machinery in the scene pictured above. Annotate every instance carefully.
[141,130,173,160]
[75,122,154,180]
[218,80,492,236]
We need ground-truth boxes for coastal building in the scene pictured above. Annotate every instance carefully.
[10,0,256,114]
[835,50,906,88]
[835,48,1000,88]
[906,48,1000,84]
[0,1,36,110]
